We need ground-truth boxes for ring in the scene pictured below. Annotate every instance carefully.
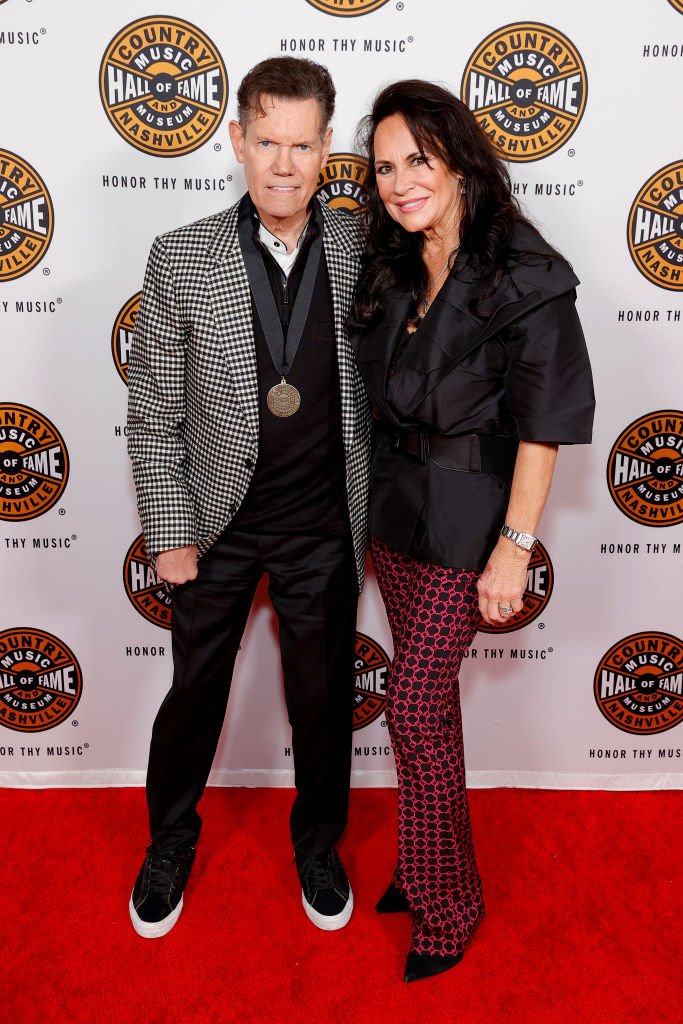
[498,603,513,616]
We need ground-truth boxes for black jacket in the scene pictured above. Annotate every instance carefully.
[349,226,595,569]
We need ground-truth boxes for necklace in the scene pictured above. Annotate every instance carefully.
[421,250,457,315]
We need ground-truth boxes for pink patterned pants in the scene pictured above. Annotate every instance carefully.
[371,536,485,957]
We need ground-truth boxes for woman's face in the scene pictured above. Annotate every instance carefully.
[373,113,463,240]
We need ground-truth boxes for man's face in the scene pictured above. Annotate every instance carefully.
[229,95,332,227]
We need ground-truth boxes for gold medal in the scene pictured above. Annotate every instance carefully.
[266,378,301,417]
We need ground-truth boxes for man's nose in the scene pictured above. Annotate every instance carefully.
[273,146,295,174]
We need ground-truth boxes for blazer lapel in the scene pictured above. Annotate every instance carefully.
[320,202,362,450]
[205,202,260,440]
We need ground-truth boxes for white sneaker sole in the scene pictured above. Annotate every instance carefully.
[129,892,184,939]
[301,886,354,931]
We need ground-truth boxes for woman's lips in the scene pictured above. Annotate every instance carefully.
[395,196,429,212]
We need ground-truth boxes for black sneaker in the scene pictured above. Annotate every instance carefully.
[298,848,353,931]
[129,844,196,939]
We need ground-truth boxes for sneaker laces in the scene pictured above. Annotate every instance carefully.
[301,851,338,892]
[145,850,185,894]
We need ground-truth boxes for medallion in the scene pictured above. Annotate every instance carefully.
[267,379,301,417]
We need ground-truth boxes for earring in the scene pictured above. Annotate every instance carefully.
[460,179,466,195]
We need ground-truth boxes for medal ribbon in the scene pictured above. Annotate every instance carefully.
[237,194,323,379]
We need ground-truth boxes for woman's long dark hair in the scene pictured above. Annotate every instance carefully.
[352,79,554,325]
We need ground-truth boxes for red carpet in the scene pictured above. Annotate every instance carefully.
[2,787,681,1024]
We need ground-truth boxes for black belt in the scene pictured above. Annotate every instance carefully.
[380,426,518,476]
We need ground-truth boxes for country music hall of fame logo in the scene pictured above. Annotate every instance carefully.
[303,0,390,15]
[111,292,141,385]
[0,150,54,281]
[0,627,83,733]
[607,411,683,527]
[99,16,228,156]
[316,153,367,214]
[123,534,172,628]
[0,404,69,521]
[627,161,683,291]
[461,22,587,162]
[594,632,683,736]
[353,632,390,730]
[478,540,554,634]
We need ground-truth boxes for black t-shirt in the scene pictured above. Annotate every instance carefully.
[230,205,348,535]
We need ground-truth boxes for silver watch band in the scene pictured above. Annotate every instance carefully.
[500,524,538,552]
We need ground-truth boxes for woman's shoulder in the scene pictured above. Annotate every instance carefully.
[505,220,579,297]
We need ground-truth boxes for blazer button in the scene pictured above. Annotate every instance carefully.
[244,458,254,470]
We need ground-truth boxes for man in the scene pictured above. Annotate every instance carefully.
[127,56,370,939]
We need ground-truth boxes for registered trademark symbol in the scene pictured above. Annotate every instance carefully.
[84,743,89,749]
[578,180,583,187]
[72,720,78,727]
[381,719,388,728]
[71,534,77,541]
[396,1,404,9]
[43,267,50,276]
[538,622,545,629]
[407,35,414,43]
[214,143,222,152]
[227,174,233,181]
[57,297,62,304]
[40,27,46,34]
[58,508,65,516]
[568,149,575,158]
[548,648,554,654]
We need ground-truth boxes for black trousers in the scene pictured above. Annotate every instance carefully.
[145,528,358,859]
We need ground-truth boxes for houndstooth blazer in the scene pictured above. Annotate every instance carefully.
[127,196,372,588]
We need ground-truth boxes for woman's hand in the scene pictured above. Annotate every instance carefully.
[477,539,530,625]
[156,544,198,585]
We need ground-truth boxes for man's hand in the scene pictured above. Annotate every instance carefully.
[156,544,198,585]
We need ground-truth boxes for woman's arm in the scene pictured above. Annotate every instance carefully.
[477,441,558,624]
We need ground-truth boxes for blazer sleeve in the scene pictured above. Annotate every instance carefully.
[127,236,197,560]
[501,290,595,444]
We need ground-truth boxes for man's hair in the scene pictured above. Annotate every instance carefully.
[237,56,335,134]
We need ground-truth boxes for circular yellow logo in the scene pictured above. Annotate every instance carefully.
[99,17,228,157]
[667,1,683,13]
[0,150,54,281]
[594,632,683,736]
[478,540,554,634]
[627,161,683,291]
[461,22,587,162]
[123,534,172,629]
[304,0,390,15]
[316,153,367,214]
[111,292,140,385]
[0,628,83,733]
[607,410,683,527]
[353,632,390,731]
[0,404,69,522]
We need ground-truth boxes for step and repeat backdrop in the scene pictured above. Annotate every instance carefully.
[1,0,681,789]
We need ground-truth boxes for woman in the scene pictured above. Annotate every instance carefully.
[350,81,595,982]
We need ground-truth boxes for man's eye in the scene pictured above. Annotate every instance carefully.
[298,144,311,152]
[259,140,272,147]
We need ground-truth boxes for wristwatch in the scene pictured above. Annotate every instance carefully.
[499,524,538,552]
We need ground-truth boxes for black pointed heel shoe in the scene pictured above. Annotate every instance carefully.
[404,949,464,982]
[375,881,410,914]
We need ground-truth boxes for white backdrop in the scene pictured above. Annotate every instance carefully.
[1,0,681,790]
